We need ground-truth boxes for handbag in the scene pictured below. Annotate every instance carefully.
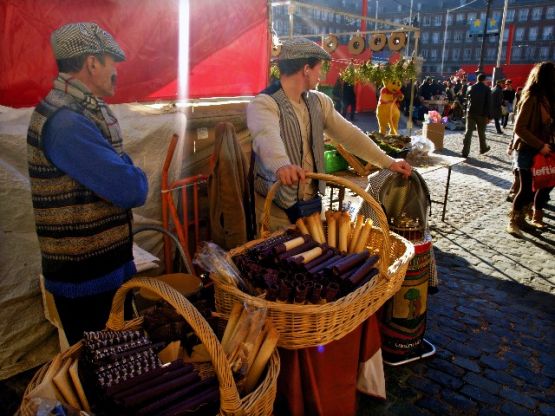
[531,152,555,191]
[284,195,322,223]
[501,105,509,116]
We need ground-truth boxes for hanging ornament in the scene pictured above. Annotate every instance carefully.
[271,34,282,57]
[323,34,338,53]
[388,32,407,51]
[369,33,387,52]
[348,34,366,55]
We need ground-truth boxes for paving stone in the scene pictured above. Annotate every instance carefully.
[480,355,508,371]
[453,356,481,373]
[464,372,502,395]
[441,390,478,412]
[483,369,523,389]
[426,358,466,378]
[387,402,433,416]
[478,409,503,416]
[425,369,464,390]
[445,341,482,359]
[407,376,442,396]
[500,402,536,416]
[500,386,538,409]
[460,385,501,406]
[415,397,451,416]
[539,404,555,416]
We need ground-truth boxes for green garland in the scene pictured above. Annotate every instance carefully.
[340,59,417,86]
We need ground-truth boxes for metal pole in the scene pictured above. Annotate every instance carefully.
[477,0,492,73]
[440,10,449,76]
[375,0,378,30]
[405,0,413,56]
[407,30,420,135]
[288,3,295,38]
[496,0,509,68]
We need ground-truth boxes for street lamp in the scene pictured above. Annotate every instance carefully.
[476,0,492,74]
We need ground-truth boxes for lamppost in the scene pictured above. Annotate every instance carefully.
[476,0,492,74]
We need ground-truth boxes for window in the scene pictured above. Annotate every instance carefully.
[489,33,498,43]
[506,9,515,22]
[421,49,429,58]
[452,48,461,61]
[336,15,341,24]
[539,46,549,60]
[447,14,453,25]
[525,46,535,60]
[423,15,431,26]
[480,12,486,20]
[454,31,463,42]
[547,7,555,19]
[529,27,538,41]
[466,30,473,42]
[515,27,525,41]
[531,7,542,21]
[430,49,438,61]
[486,48,496,61]
[543,26,554,41]
[463,48,472,61]
[456,13,465,24]
[492,11,501,23]
[474,48,481,60]
[512,47,522,60]
[422,32,430,43]
[432,32,440,44]
[518,8,529,21]
[467,12,476,24]
[434,15,442,26]
[501,47,507,60]
[503,30,509,41]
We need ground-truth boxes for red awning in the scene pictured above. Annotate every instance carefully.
[0,0,269,107]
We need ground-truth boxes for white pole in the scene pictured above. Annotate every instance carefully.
[440,10,449,76]
[496,0,509,67]
[405,0,413,56]
[375,1,378,30]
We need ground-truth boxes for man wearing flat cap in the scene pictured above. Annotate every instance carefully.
[247,37,412,230]
[27,22,148,344]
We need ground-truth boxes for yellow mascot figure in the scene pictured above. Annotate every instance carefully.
[376,78,404,135]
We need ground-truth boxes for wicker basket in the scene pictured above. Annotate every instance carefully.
[214,172,415,350]
[20,278,280,416]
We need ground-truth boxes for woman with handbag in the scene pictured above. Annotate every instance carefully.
[507,61,555,235]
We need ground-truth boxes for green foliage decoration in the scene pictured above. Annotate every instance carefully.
[339,58,417,86]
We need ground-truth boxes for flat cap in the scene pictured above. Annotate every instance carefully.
[278,37,331,61]
[51,22,125,61]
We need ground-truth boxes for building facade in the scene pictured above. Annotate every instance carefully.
[272,0,555,78]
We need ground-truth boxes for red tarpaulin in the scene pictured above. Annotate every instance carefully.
[0,0,269,108]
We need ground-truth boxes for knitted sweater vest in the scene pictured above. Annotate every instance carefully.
[254,84,326,209]
[27,81,133,284]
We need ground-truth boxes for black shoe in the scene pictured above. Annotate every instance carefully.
[462,152,469,158]
[480,146,491,154]
[496,130,504,134]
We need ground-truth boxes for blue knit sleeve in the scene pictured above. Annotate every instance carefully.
[43,109,148,209]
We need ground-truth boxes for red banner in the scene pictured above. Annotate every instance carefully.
[0,0,269,107]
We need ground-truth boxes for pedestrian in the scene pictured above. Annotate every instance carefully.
[491,79,505,134]
[246,37,411,231]
[462,73,491,157]
[332,77,344,113]
[502,79,516,128]
[506,61,555,236]
[27,22,149,344]
[341,81,356,121]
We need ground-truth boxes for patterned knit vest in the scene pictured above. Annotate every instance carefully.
[27,76,133,283]
[253,83,326,209]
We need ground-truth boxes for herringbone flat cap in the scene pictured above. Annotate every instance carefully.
[278,37,331,61]
[51,22,125,61]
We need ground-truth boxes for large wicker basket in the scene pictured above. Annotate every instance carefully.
[214,172,415,350]
[20,278,280,416]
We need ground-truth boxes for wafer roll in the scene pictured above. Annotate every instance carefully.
[295,218,310,235]
[346,255,379,286]
[291,247,323,264]
[354,219,373,253]
[312,212,326,244]
[273,235,310,255]
[338,212,350,253]
[244,324,279,393]
[331,249,369,276]
[221,303,243,349]
[348,214,364,253]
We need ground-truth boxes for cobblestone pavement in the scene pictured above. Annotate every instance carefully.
[353,113,555,416]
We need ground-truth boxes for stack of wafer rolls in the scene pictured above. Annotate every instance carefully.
[221,303,279,394]
[232,209,381,304]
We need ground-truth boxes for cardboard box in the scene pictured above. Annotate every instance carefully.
[422,122,445,150]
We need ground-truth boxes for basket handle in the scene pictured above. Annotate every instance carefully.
[261,171,392,277]
[106,277,244,416]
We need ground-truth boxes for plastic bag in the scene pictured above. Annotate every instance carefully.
[29,397,87,416]
[193,242,254,294]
